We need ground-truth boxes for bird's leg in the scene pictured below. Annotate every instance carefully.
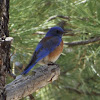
[48,62,54,65]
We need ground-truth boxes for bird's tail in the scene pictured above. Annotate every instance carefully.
[21,62,37,75]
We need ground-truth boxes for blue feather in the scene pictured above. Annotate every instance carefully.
[21,37,61,75]
[21,62,37,75]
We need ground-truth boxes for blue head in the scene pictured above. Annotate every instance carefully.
[45,26,64,37]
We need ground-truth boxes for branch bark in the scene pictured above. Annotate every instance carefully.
[5,65,60,100]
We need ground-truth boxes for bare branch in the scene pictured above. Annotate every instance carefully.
[8,72,16,79]
[5,65,60,100]
[65,86,100,96]
[33,31,100,46]
[65,37,100,46]
[47,15,70,22]
[47,15,88,22]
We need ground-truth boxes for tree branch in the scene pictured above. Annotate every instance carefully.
[47,15,88,22]
[65,86,100,96]
[33,32,100,46]
[47,15,70,22]
[5,65,60,100]
[65,37,100,46]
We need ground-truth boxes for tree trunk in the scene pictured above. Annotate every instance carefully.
[0,1,60,100]
[0,0,10,99]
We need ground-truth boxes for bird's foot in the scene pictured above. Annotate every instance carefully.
[48,62,59,66]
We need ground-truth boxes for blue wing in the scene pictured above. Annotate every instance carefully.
[21,36,61,75]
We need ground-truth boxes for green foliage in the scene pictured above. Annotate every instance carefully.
[8,0,100,100]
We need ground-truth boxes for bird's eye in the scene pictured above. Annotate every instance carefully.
[56,30,59,33]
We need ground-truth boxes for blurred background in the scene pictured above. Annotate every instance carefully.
[7,0,100,100]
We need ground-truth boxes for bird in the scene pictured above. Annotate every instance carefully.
[21,26,64,75]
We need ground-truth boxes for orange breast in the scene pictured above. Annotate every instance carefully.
[48,40,63,62]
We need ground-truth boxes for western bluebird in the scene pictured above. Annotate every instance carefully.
[21,26,64,75]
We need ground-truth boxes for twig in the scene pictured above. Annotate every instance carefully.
[47,15,88,22]
[47,15,70,22]
[33,32,100,46]
[29,94,35,100]
[65,37,100,46]
[65,86,100,96]
[8,72,16,79]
